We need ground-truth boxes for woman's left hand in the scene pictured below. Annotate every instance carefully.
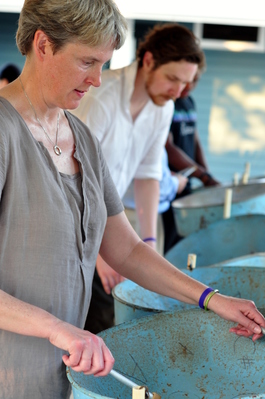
[207,293,265,341]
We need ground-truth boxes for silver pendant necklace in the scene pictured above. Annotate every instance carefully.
[19,76,62,156]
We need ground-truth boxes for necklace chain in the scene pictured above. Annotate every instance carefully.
[19,76,62,156]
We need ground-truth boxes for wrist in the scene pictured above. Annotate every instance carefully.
[142,237,156,243]
[199,287,219,311]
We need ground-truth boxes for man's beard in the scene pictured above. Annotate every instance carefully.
[145,72,175,106]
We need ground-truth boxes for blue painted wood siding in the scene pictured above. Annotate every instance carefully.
[191,49,265,184]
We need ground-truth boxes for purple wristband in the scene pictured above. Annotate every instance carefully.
[143,237,156,243]
[199,287,213,309]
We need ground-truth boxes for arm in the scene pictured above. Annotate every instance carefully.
[96,178,160,293]
[99,212,265,341]
[134,178,159,250]
[0,289,114,376]
[166,132,220,187]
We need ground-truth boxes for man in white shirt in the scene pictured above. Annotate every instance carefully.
[72,23,205,332]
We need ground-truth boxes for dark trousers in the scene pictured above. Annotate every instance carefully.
[84,268,115,334]
[161,204,183,255]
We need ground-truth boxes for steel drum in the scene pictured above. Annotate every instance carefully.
[172,183,265,236]
[165,214,265,268]
[113,266,265,325]
[214,253,265,267]
[67,309,265,399]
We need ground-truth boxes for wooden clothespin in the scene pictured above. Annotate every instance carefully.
[132,386,146,399]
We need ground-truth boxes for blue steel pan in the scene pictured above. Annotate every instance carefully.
[113,266,265,325]
[172,183,265,237]
[67,309,265,399]
[165,214,265,268]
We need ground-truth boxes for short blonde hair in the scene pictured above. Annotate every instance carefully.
[16,0,127,55]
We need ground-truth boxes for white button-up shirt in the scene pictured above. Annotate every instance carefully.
[72,61,174,198]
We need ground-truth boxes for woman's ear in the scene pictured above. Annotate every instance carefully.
[32,30,51,61]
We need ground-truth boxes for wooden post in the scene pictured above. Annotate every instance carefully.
[233,172,239,186]
[245,162,251,176]
[187,253,197,270]
[242,162,250,184]
[242,172,249,184]
[223,188,233,219]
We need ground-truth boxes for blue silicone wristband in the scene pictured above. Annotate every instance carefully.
[143,237,156,243]
[199,287,213,309]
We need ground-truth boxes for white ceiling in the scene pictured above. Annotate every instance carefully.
[1,0,265,27]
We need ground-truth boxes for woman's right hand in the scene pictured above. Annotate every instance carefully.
[49,321,115,376]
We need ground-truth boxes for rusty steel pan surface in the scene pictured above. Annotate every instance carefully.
[67,309,265,399]
[172,183,265,236]
[165,215,265,269]
[113,266,265,325]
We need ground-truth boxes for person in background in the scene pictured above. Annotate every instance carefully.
[72,23,206,333]
[163,71,221,254]
[0,1,265,398]
[166,71,220,195]
[0,63,21,88]
[158,148,188,253]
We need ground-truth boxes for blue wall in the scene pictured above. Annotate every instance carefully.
[0,12,25,72]
[193,49,265,184]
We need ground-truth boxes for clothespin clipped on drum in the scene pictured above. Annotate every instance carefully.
[242,162,251,184]
[233,172,239,186]
[110,369,161,399]
[132,387,161,399]
[223,188,233,219]
[133,386,146,399]
[187,253,197,271]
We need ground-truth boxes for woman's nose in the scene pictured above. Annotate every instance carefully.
[85,69,101,88]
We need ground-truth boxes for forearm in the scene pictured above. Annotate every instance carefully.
[100,214,196,303]
[100,219,205,305]
[166,141,206,179]
[0,287,115,374]
[113,240,205,305]
[0,289,59,339]
[166,141,198,171]
[134,178,159,246]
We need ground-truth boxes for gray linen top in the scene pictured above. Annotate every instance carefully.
[0,97,124,399]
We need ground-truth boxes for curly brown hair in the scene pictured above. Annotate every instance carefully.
[137,23,205,71]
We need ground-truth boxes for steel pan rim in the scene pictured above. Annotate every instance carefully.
[172,183,265,209]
